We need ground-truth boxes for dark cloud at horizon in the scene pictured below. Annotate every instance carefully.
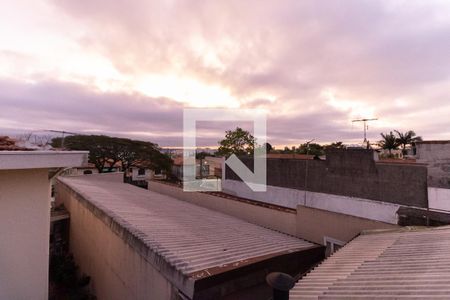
[0,79,447,147]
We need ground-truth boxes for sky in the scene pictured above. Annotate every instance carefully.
[0,0,449,147]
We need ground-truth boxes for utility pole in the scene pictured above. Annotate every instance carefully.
[45,130,77,148]
[352,118,378,143]
[304,139,315,206]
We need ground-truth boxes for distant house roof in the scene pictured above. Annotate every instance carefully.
[172,156,198,166]
[377,158,419,165]
[267,153,315,160]
[130,159,154,169]
[291,226,450,299]
[0,136,30,151]
[172,156,184,165]
[58,175,318,298]
[416,140,450,145]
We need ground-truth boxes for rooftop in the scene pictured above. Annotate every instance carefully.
[0,136,29,151]
[416,140,450,145]
[0,151,89,170]
[57,175,318,298]
[291,226,450,299]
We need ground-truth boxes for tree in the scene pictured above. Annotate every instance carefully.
[52,135,172,175]
[52,135,116,172]
[379,132,400,155]
[296,143,324,156]
[195,151,210,160]
[216,127,256,157]
[325,141,345,150]
[263,142,273,153]
[394,130,422,155]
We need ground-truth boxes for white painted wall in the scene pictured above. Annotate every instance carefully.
[0,169,50,300]
[131,167,154,181]
[428,187,450,211]
[222,179,399,224]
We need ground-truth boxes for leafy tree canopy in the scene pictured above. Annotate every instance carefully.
[324,141,345,150]
[263,142,273,153]
[195,151,210,160]
[394,130,422,154]
[52,135,172,173]
[296,142,324,156]
[379,131,400,154]
[216,127,256,157]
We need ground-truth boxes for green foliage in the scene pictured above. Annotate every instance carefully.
[52,135,172,173]
[296,142,324,156]
[394,130,422,154]
[324,141,345,150]
[49,253,95,300]
[195,151,210,160]
[379,131,400,154]
[263,142,273,153]
[216,127,256,157]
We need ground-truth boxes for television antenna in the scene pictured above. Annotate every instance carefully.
[44,130,78,148]
[351,118,378,143]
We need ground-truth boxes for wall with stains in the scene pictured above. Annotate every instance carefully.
[55,182,176,300]
[225,149,428,208]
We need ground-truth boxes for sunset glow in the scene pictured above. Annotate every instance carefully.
[0,0,449,146]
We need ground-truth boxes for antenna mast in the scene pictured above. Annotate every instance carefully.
[351,118,378,143]
[45,130,78,148]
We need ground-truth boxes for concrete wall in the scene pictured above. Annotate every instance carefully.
[296,206,398,245]
[131,167,154,181]
[148,181,297,236]
[0,169,50,300]
[226,149,429,207]
[222,180,400,224]
[416,142,450,188]
[429,187,450,211]
[65,167,100,176]
[56,182,175,300]
[148,181,398,246]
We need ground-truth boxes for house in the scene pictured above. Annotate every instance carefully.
[55,174,324,299]
[62,163,99,176]
[171,156,201,181]
[124,160,157,189]
[291,226,450,299]
[129,164,154,181]
[415,140,450,188]
[203,156,224,178]
[0,135,29,151]
[0,149,88,299]
[414,140,450,211]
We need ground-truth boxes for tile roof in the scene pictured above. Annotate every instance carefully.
[291,226,450,299]
[0,136,30,151]
[58,175,317,297]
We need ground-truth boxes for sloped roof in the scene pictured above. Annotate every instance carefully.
[58,175,318,298]
[291,226,450,299]
[267,153,314,160]
[0,136,30,151]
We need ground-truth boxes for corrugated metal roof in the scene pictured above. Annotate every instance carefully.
[291,226,450,299]
[58,175,316,296]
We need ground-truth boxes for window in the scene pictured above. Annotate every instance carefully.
[138,168,146,176]
[324,236,345,257]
